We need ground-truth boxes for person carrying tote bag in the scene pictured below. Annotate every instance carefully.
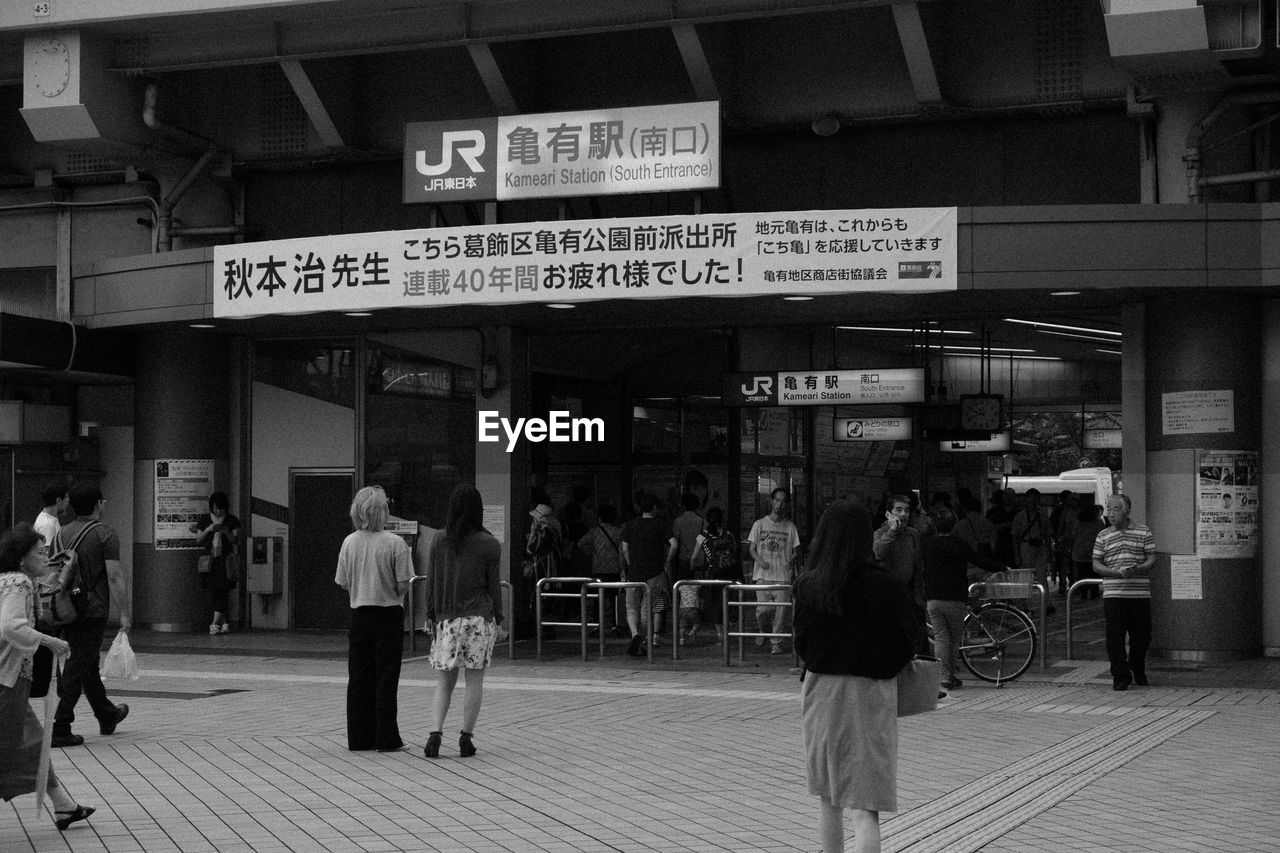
[793,500,917,853]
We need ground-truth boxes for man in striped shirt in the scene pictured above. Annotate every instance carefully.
[1092,494,1156,691]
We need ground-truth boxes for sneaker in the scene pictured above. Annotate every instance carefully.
[218,623,230,634]
[944,677,964,690]
[99,704,129,736]
[51,733,84,748]
[209,624,220,635]
[770,644,783,655]
[650,635,663,648]
[626,635,643,657]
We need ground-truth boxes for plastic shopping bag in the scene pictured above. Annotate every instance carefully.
[101,631,139,681]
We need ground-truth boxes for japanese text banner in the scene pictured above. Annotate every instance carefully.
[212,207,958,319]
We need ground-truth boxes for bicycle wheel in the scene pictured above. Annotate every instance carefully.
[959,602,1036,684]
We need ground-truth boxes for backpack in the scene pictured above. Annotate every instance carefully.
[39,521,100,629]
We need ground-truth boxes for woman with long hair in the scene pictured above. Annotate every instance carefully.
[334,485,413,752]
[793,500,918,853]
[0,523,96,830]
[424,484,503,759]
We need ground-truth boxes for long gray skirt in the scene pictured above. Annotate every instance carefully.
[0,677,44,801]
[800,671,898,812]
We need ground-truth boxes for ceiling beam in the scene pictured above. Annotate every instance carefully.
[671,23,718,102]
[278,59,344,148]
[466,42,517,114]
[890,2,942,106]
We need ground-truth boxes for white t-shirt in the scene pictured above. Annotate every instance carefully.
[34,510,60,549]
[748,515,800,582]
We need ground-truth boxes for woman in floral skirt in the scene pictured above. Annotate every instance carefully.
[424,484,504,759]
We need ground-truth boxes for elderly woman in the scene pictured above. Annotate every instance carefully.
[0,523,96,830]
[794,500,917,853]
[424,484,503,759]
[334,486,413,752]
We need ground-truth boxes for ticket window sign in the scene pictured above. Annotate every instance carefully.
[941,432,1012,452]
[834,418,912,441]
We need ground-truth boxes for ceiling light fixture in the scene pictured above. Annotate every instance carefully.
[811,114,841,137]
[838,326,973,335]
[1050,291,1082,297]
[783,295,814,301]
[944,353,1062,361]
[913,344,1036,353]
[1003,318,1120,337]
[1095,349,1123,355]
[546,303,576,309]
[188,323,215,329]
[344,311,372,317]
[1037,329,1123,345]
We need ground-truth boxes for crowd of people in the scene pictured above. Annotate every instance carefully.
[1,474,1153,853]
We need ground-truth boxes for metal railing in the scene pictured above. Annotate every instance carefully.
[585,580,653,662]
[670,579,733,661]
[1064,578,1104,661]
[968,576,1048,672]
[535,576,598,661]
[407,576,513,659]
[723,583,795,666]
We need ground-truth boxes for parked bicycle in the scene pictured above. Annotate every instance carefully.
[957,570,1038,684]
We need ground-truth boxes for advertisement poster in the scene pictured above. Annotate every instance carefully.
[154,459,214,550]
[214,207,958,319]
[1196,450,1258,558]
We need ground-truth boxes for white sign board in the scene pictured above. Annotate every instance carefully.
[483,504,506,545]
[940,433,1011,452]
[777,368,926,406]
[1162,389,1234,435]
[1084,429,1122,449]
[154,459,214,550]
[833,417,912,441]
[213,207,959,318]
[1169,555,1203,600]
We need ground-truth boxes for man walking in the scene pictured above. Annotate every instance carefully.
[34,481,68,546]
[748,488,800,655]
[874,493,929,653]
[1092,494,1156,691]
[52,481,132,748]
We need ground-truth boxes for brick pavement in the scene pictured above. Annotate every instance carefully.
[4,621,1278,852]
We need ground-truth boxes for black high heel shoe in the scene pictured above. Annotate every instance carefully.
[424,731,442,759]
[55,805,95,831]
[459,730,476,757]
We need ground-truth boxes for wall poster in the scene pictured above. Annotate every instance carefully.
[1196,449,1258,558]
[154,459,215,550]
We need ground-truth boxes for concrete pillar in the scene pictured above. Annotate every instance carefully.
[133,331,230,632]
[1153,92,1221,204]
[1145,295,1262,660]
[1261,302,1280,656]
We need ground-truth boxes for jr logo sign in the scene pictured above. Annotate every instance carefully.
[403,119,498,203]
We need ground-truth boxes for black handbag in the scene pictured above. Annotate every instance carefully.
[30,645,53,698]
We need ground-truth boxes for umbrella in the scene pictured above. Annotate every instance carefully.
[33,650,67,820]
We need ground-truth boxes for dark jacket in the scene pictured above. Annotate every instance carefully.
[922,534,1007,602]
[794,570,917,680]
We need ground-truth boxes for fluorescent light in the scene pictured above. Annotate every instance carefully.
[1037,329,1123,344]
[913,344,1036,353]
[545,303,576,309]
[838,326,973,335]
[1004,318,1120,337]
[344,311,372,317]
[188,323,215,329]
[1050,291,1081,297]
[783,295,814,301]
[1095,349,1123,355]
[944,353,1062,361]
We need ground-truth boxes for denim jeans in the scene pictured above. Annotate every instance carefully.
[927,599,968,682]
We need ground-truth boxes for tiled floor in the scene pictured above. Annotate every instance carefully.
[4,616,1278,852]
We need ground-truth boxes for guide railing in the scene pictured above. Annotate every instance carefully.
[407,577,513,660]
[1064,578,1104,661]
[723,583,795,666]
[670,579,733,661]
[969,570,1048,672]
[585,580,653,662]
[535,576,597,661]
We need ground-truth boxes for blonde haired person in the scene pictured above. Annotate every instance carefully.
[335,485,413,752]
[423,484,503,759]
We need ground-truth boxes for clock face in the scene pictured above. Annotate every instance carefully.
[960,395,1002,431]
[32,38,71,98]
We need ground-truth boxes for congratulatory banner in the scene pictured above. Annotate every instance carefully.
[213,207,957,319]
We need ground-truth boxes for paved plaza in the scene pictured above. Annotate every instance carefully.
[4,611,1279,853]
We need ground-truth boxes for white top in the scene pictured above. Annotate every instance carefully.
[34,510,60,548]
[0,572,45,688]
[334,530,413,608]
[748,515,800,583]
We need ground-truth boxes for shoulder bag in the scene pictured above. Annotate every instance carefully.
[896,655,941,717]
